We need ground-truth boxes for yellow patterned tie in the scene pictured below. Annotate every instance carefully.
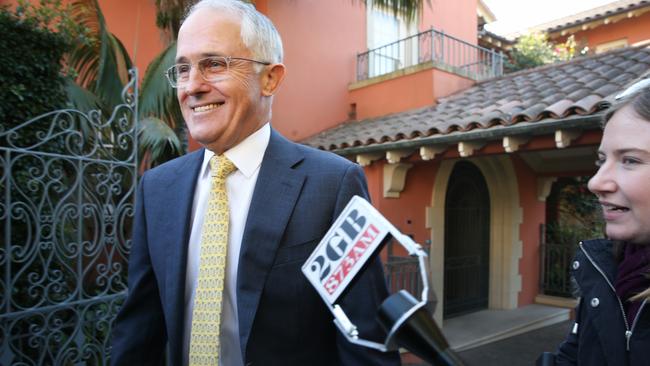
[189,154,236,365]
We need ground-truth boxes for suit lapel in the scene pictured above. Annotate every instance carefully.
[237,130,305,357]
[153,149,204,361]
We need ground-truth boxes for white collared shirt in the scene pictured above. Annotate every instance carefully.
[183,123,270,366]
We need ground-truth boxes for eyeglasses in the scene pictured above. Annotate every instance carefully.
[165,56,271,88]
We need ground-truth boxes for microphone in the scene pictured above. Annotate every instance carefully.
[379,290,464,366]
[302,196,464,366]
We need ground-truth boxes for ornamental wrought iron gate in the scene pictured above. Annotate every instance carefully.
[0,71,138,365]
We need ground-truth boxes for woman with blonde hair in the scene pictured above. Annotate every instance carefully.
[554,78,650,365]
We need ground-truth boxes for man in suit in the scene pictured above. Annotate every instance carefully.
[110,0,400,365]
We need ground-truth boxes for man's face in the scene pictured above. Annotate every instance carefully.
[176,9,267,154]
[588,105,650,244]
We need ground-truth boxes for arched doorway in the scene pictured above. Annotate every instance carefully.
[444,161,490,318]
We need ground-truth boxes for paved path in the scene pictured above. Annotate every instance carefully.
[455,319,572,366]
[401,319,573,365]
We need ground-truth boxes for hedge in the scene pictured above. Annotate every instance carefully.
[0,8,69,130]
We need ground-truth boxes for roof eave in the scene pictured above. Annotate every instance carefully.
[331,114,603,156]
[543,2,650,34]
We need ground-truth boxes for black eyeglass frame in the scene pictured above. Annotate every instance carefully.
[165,55,271,88]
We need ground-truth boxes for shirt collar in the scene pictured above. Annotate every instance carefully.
[201,123,271,178]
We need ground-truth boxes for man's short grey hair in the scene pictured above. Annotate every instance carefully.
[184,0,284,64]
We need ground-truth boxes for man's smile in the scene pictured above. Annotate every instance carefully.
[191,102,225,113]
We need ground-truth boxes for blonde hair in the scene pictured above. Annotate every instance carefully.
[631,284,650,302]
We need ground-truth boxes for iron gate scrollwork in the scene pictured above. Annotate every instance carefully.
[0,70,138,365]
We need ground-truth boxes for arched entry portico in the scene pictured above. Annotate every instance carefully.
[428,156,523,325]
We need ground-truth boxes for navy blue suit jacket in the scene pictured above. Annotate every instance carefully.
[111,130,400,365]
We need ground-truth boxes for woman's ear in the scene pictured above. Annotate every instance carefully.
[261,63,286,96]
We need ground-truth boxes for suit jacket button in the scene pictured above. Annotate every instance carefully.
[590,298,600,307]
[572,260,580,270]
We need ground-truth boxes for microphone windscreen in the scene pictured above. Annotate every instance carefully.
[378,290,464,366]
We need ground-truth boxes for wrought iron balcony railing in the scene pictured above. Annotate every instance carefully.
[357,27,504,82]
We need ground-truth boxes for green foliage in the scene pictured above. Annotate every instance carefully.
[139,117,182,169]
[0,3,69,130]
[363,0,429,24]
[506,33,581,73]
[542,176,603,298]
[138,41,184,167]
[155,0,189,43]
[139,42,182,130]
[14,0,89,43]
[63,0,182,167]
[66,0,133,112]
[509,33,556,71]
[546,176,604,244]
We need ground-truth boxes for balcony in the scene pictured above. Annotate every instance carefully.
[357,27,504,82]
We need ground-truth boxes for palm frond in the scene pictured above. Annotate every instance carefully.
[64,78,105,111]
[94,31,133,108]
[363,0,428,23]
[69,44,101,88]
[67,0,132,108]
[155,0,193,43]
[63,78,106,138]
[139,42,183,129]
[138,116,182,168]
[67,0,101,88]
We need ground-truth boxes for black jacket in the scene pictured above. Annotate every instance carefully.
[555,239,650,365]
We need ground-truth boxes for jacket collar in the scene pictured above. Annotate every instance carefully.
[579,239,617,284]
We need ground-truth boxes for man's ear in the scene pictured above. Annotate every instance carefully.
[261,63,286,96]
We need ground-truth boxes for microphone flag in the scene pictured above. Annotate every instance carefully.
[302,196,392,305]
[301,196,465,366]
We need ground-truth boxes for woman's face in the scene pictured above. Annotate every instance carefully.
[588,105,650,244]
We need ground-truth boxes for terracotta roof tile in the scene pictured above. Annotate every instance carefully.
[544,99,574,118]
[618,59,639,70]
[632,52,650,63]
[576,71,599,84]
[629,63,650,74]
[478,110,504,126]
[519,90,537,101]
[555,77,578,88]
[566,88,592,101]
[611,72,636,83]
[593,83,620,96]
[584,78,608,90]
[303,46,650,152]
[560,82,584,95]
[537,79,556,90]
[573,94,603,115]
[528,1,650,35]
[541,94,562,104]
[497,100,524,115]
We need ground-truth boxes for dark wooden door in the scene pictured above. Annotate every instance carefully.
[444,161,490,318]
